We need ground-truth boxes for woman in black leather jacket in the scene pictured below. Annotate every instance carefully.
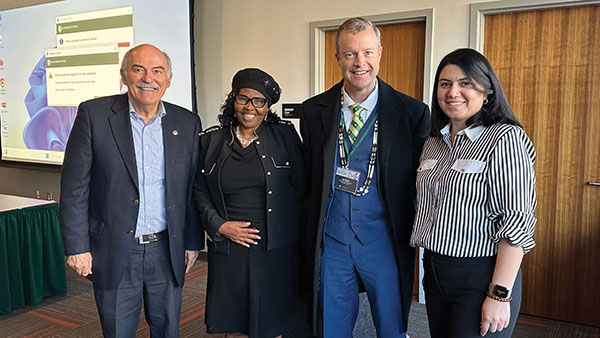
[193,68,305,338]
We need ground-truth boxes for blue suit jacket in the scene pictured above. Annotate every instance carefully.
[60,93,203,289]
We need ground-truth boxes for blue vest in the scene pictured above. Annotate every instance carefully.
[324,106,388,245]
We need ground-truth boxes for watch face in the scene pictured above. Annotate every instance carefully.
[493,285,510,298]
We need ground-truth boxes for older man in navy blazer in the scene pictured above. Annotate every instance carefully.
[60,44,202,337]
[300,18,429,337]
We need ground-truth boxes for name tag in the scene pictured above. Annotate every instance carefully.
[451,159,486,173]
[335,167,361,194]
[418,159,438,171]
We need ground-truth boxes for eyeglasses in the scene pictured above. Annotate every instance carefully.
[234,94,268,108]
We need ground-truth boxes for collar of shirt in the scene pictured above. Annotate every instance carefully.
[128,100,167,123]
[341,82,379,130]
[441,123,486,142]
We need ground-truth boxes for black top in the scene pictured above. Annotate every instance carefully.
[194,122,306,252]
[221,140,267,249]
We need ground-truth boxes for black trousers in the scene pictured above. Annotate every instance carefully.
[423,250,522,338]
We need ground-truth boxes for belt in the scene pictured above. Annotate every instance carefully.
[135,230,168,244]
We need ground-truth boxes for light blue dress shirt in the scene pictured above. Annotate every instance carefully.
[129,100,167,237]
[341,82,379,130]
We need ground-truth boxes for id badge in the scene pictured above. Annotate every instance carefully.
[335,167,361,194]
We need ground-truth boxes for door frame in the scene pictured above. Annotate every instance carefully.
[309,9,434,108]
[469,0,600,51]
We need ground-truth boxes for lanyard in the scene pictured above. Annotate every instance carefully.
[338,91,378,196]
[340,113,378,157]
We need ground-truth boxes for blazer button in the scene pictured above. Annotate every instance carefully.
[256,141,261,145]
[127,230,134,235]
[267,171,271,176]
[201,169,205,173]
[268,208,272,213]
[268,190,273,195]
[261,155,266,159]
[133,199,139,205]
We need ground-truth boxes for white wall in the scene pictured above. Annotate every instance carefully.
[194,0,583,127]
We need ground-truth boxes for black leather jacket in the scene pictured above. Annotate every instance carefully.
[193,121,305,253]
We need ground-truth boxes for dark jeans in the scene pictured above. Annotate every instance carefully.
[423,250,522,338]
[93,239,182,338]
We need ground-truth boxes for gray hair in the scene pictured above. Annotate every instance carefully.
[335,17,382,53]
[120,44,172,78]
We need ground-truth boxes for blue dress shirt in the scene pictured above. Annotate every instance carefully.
[129,100,167,237]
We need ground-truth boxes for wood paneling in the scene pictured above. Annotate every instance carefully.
[324,21,425,100]
[484,5,600,327]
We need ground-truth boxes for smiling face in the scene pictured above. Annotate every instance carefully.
[336,27,382,102]
[121,44,172,115]
[437,64,487,131]
[234,88,268,132]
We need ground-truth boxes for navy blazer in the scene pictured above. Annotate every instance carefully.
[299,78,430,333]
[60,93,203,290]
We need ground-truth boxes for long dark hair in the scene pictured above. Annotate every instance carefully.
[217,90,281,126]
[430,48,520,137]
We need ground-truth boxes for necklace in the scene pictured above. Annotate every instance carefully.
[235,126,258,147]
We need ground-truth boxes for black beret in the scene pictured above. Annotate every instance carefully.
[232,68,281,105]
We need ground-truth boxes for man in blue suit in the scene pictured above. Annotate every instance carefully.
[60,44,203,337]
[299,18,430,337]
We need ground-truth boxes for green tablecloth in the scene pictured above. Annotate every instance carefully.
[0,203,67,314]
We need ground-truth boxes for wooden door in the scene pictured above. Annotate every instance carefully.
[484,5,600,327]
[324,20,426,299]
[324,21,425,100]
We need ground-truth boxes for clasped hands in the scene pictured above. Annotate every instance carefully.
[217,221,261,248]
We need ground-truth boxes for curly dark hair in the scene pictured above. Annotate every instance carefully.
[430,48,520,137]
[217,90,281,126]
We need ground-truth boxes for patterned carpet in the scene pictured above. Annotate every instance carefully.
[0,258,598,338]
[0,261,209,338]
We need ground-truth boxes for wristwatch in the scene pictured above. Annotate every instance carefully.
[488,283,512,302]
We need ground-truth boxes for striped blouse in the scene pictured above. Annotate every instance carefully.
[410,123,537,257]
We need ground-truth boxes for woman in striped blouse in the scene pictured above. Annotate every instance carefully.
[410,48,536,337]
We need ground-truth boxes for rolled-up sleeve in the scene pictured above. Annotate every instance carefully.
[488,128,537,253]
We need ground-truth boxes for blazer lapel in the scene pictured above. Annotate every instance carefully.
[162,107,179,196]
[109,94,139,190]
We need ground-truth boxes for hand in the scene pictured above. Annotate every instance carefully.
[217,221,260,248]
[480,296,510,336]
[66,252,93,277]
[185,250,199,273]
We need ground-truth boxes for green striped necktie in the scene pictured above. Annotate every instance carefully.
[348,104,365,144]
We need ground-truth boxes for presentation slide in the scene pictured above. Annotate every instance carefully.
[46,44,121,106]
[0,0,193,165]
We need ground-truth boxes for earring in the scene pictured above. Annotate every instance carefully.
[484,98,489,105]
